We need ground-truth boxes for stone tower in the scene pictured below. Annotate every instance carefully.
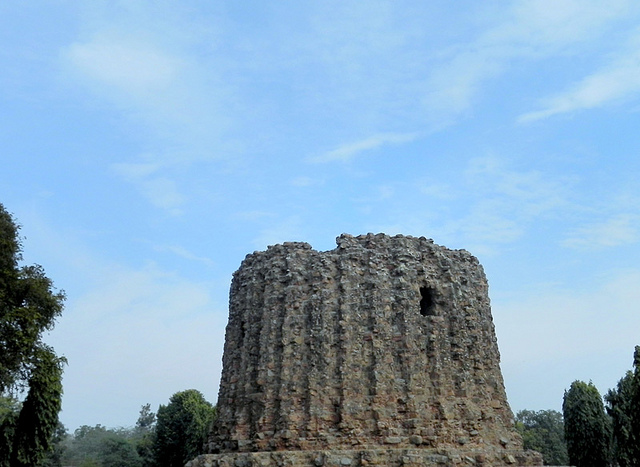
[189,234,541,466]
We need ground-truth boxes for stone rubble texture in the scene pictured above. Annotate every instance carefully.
[188,234,542,466]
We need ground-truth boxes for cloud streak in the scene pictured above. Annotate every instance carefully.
[59,12,236,213]
[424,0,637,121]
[310,132,419,163]
[563,213,639,249]
[112,161,185,214]
[363,155,571,255]
[64,33,182,95]
[519,36,640,121]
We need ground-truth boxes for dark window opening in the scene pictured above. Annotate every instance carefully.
[239,320,246,340]
[420,286,435,316]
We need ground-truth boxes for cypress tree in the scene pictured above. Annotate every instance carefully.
[563,380,610,467]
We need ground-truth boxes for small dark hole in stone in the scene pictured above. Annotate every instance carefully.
[420,286,435,316]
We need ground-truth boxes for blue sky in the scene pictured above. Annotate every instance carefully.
[2,1,640,431]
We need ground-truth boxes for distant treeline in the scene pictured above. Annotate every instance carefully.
[37,389,215,467]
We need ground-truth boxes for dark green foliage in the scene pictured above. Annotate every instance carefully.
[134,404,156,467]
[605,371,635,466]
[515,409,568,465]
[62,424,143,467]
[136,403,156,434]
[0,205,65,393]
[153,389,216,467]
[100,436,142,467]
[41,421,67,467]
[0,204,66,466]
[605,346,640,467]
[10,348,65,466]
[136,432,156,467]
[563,380,610,467]
[632,346,640,465]
[61,403,157,467]
[0,396,19,466]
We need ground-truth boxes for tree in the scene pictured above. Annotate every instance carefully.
[136,403,156,435]
[153,389,216,467]
[515,409,568,465]
[134,403,156,467]
[41,421,67,467]
[0,204,66,466]
[605,346,640,467]
[606,371,635,466]
[563,380,610,467]
[10,347,65,466]
[62,424,143,467]
[632,346,640,465]
[100,436,142,467]
[0,396,20,466]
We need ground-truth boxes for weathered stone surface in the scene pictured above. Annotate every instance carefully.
[187,448,542,467]
[196,234,541,466]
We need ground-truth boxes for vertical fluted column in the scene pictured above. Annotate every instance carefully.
[208,234,523,455]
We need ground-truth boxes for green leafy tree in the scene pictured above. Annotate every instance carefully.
[0,204,66,466]
[605,346,640,467]
[100,436,142,467]
[134,403,156,467]
[61,425,110,466]
[605,371,634,467]
[515,409,568,465]
[136,403,156,435]
[10,348,65,466]
[563,380,610,467]
[62,424,143,467]
[0,396,20,466]
[153,390,215,467]
[41,421,67,467]
[632,347,640,465]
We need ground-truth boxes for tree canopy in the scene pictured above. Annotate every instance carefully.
[62,424,143,467]
[153,389,216,467]
[605,346,640,467]
[0,203,66,466]
[515,409,568,465]
[563,380,610,467]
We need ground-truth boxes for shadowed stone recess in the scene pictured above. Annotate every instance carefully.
[188,234,542,466]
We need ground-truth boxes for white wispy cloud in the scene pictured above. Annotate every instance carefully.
[61,27,232,159]
[425,0,636,121]
[563,213,639,249]
[487,0,633,48]
[112,161,185,215]
[290,176,321,187]
[310,132,418,163]
[151,244,216,267]
[366,155,570,255]
[60,9,236,212]
[457,156,569,246]
[64,33,182,95]
[519,34,640,122]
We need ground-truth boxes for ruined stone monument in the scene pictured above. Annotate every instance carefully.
[188,234,541,466]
